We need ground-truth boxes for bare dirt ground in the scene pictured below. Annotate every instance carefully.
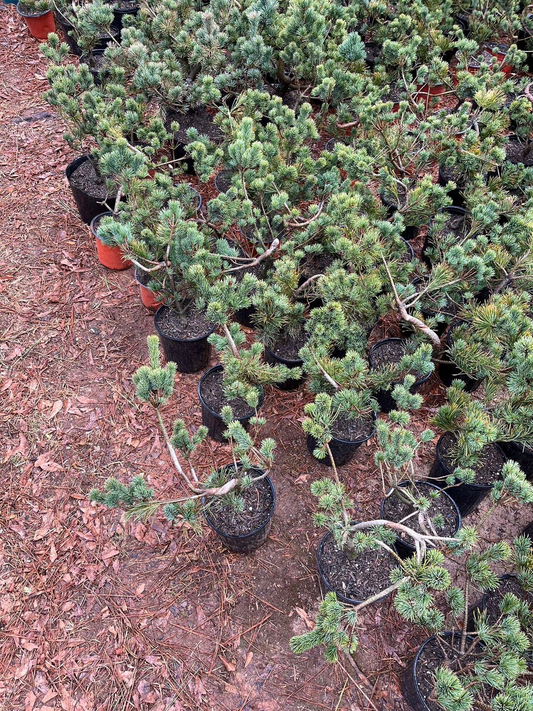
[1,8,531,711]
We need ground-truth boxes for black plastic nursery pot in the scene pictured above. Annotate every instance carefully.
[263,346,304,391]
[65,155,117,225]
[154,305,215,374]
[111,3,139,30]
[306,413,377,468]
[368,338,432,414]
[214,169,233,194]
[402,632,477,711]
[54,11,81,55]
[437,165,465,206]
[80,49,108,85]
[380,481,461,560]
[317,530,396,606]
[480,574,532,622]
[203,467,276,553]
[428,434,507,517]
[422,206,469,268]
[498,440,533,480]
[171,140,195,175]
[234,305,256,328]
[198,365,264,443]
[438,321,483,392]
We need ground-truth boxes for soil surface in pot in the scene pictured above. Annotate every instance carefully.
[205,475,273,536]
[484,577,532,623]
[439,433,506,486]
[320,534,397,600]
[81,53,106,71]
[381,84,403,103]
[215,169,233,193]
[436,211,470,241]
[170,107,223,145]
[135,268,152,287]
[300,252,337,279]
[18,2,47,15]
[415,636,482,711]
[331,413,375,442]
[114,0,138,8]
[69,159,116,201]
[505,138,533,166]
[157,307,212,340]
[270,330,306,361]
[200,368,254,419]
[370,340,427,380]
[439,164,466,187]
[382,483,459,540]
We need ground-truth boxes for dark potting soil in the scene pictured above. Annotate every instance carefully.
[69,159,116,201]
[439,432,506,486]
[505,138,533,167]
[81,53,106,71]
[382,84,403,103]
[157,307,213,341]
[301,252,337,279]
[484,576,532,623]
[270,330,307,361]
[170,107,224,145]
[441,211,469,239]
[18,2,46,15]
[113,0,138,9]
[135,268,151,287]
[215,169,234,193]
[415,636,483,711]
[381,483,459,540]
[439,164,466,187]
[320,533,397,601]
[370,340,426,381]
[200,368,254,419]
[205,475,272,537]
[331,413,375,443]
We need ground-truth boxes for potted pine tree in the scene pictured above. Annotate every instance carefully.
[90,337,277,553]
[17,0,55,39]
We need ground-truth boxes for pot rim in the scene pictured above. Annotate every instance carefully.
[435,433,507,492]
[154,304,215,344]
[368,337,433,387]
[410,631,478,710]
[317,529,396,606]
[380,479,462,552]
[89,210,115,239]
[17,3,51,17]
[315,410,377,447]
[202,466,276,541]
[198,364,263,421]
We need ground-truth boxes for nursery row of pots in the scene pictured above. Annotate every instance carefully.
[23,0,533,705]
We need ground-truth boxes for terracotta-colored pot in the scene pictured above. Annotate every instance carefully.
[17,6,55,39]
[95,238,132,270]
[135,268,162,310]
[90,212,132,270]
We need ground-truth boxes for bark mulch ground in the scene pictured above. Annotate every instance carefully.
[1,9,531,711]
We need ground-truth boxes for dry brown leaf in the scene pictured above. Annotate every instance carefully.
[294,606,315,630]
[219,656,236,673]
[34,452,63,472]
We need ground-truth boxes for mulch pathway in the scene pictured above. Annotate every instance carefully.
[1,9,531,711]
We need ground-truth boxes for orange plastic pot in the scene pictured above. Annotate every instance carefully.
[135,269,162,310]
[90,212,132,270]
[95,238,132,270]
[17,7,55,39]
